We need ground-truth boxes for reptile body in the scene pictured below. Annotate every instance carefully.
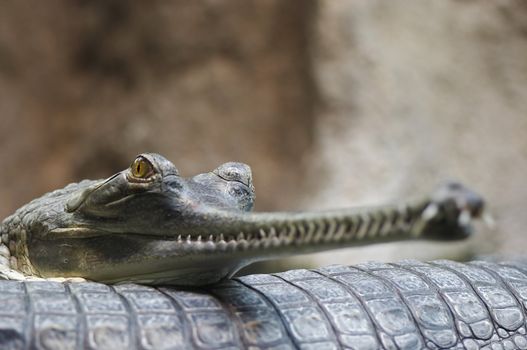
[2,260,527,349]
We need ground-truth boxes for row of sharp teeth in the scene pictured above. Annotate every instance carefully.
[174,229,290,251]
[171,204,487,252]
[176,227,300,242]
[173,231,336,252]
[172,209,422,251]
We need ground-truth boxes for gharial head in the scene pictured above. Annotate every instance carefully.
[65,153,255,230]
[21,153,259,285]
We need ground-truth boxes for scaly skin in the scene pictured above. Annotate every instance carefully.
[2,260,527,350]
[0,153,484,286]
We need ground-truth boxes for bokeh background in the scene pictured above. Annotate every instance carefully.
[1,1,526,273]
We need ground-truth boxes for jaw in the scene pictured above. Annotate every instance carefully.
[96,255,250,286]
[94,239,257,286]
[28,233,255,286]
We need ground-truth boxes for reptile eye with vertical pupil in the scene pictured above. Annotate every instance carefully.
[130,157,154,179]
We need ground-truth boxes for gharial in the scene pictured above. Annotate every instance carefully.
[0,153,483,286]
[2,153,527,350]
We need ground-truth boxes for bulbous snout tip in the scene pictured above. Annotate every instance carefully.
[437,181,485,218]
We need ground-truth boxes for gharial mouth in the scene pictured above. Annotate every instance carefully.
[46,224,305,250]
[47,226,283,242]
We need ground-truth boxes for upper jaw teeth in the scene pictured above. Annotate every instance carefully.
[170,227,293,253]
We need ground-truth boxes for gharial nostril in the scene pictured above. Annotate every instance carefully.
[467,195,485,217]
[474,201,485,217]
[446,181,463,190]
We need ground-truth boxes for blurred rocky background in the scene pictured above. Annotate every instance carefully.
[0,0,525,272]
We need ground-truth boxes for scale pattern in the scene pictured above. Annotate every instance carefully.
[1,260,527,349]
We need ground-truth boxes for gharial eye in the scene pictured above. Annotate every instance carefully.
[130,156,154,179]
